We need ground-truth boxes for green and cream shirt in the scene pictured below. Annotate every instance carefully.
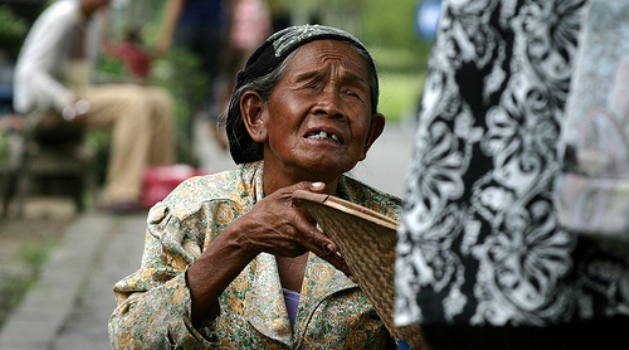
[109,161,401,349]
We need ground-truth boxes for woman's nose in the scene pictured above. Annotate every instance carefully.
[313,88,345,119]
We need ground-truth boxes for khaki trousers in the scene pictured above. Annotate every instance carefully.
[80,84,175,205]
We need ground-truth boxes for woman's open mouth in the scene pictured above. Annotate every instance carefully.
[305,131,341,144]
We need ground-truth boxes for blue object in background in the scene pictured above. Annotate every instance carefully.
[0,85,13,115]
[398,339,412,350]
[0,63,14,116]
[415,0,442,41]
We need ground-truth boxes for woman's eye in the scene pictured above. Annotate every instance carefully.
[305,81,320,90]
[345,90,362,99]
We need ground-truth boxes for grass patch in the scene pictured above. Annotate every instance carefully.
[0,275,36,325]
[367,44,432,124]
[19,242,52,267]
[0,240,56,328]
[378,71,426,124]
[370,46,423,72]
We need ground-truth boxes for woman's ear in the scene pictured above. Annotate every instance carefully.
[240,91,268,143]
[359,113,386,161]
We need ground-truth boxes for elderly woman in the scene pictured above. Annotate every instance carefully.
[108,25,401,349]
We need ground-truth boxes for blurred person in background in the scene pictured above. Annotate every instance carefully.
[218,0,272,124]
[13,0,176,213]
[158,0,230,150]
[228,0,272,68]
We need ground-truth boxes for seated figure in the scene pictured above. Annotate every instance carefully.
[13,0,176,212]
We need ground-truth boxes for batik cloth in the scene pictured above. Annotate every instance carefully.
[395,0,629,327]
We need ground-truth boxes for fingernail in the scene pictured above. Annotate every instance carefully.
[312,182,324,190]
[324,243,334,254]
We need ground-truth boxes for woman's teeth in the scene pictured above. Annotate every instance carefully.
[307,131,339,143]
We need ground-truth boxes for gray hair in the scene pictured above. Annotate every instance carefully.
[226,52,295,163]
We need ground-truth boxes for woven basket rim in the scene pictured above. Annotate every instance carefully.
[292,190,424,349]
[292,190,398,229]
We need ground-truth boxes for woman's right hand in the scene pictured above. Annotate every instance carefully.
[229,181,348,273]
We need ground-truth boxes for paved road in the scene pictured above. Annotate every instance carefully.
[0,212,147,350]
[51,213,146,350]
[350,121,416,198]
[0,119,417,349]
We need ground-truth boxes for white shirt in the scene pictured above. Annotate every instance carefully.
[13,0,102,114]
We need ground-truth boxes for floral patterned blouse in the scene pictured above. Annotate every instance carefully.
[108,161,401,349]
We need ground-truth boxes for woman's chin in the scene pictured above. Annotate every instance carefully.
[300,159,355,178]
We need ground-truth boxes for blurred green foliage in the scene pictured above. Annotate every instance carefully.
[0,6,28,59]
[369,41,433,122]
[152,48,210,166]
[362,0,423,49]
[361,0,434,122]
[0,239,56,327]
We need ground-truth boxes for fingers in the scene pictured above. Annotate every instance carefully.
[245,181,352,276]
[287,182,353,276]
[287,181,326,194]
[309,182,326,193]
[317,243,353,277]
[291,211,353,277]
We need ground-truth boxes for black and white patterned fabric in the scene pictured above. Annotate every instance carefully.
[395,0,629,327]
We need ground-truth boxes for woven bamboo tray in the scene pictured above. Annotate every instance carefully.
[292,190,423,349]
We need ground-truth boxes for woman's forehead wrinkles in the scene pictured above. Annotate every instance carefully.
[292,43,366,72]
[288,59,367,87]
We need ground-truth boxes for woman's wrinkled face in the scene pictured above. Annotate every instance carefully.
[259,40,383,181]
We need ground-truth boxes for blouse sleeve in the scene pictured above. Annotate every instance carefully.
[108,202,221,349]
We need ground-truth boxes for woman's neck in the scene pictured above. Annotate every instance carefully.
[261,161,340,196]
